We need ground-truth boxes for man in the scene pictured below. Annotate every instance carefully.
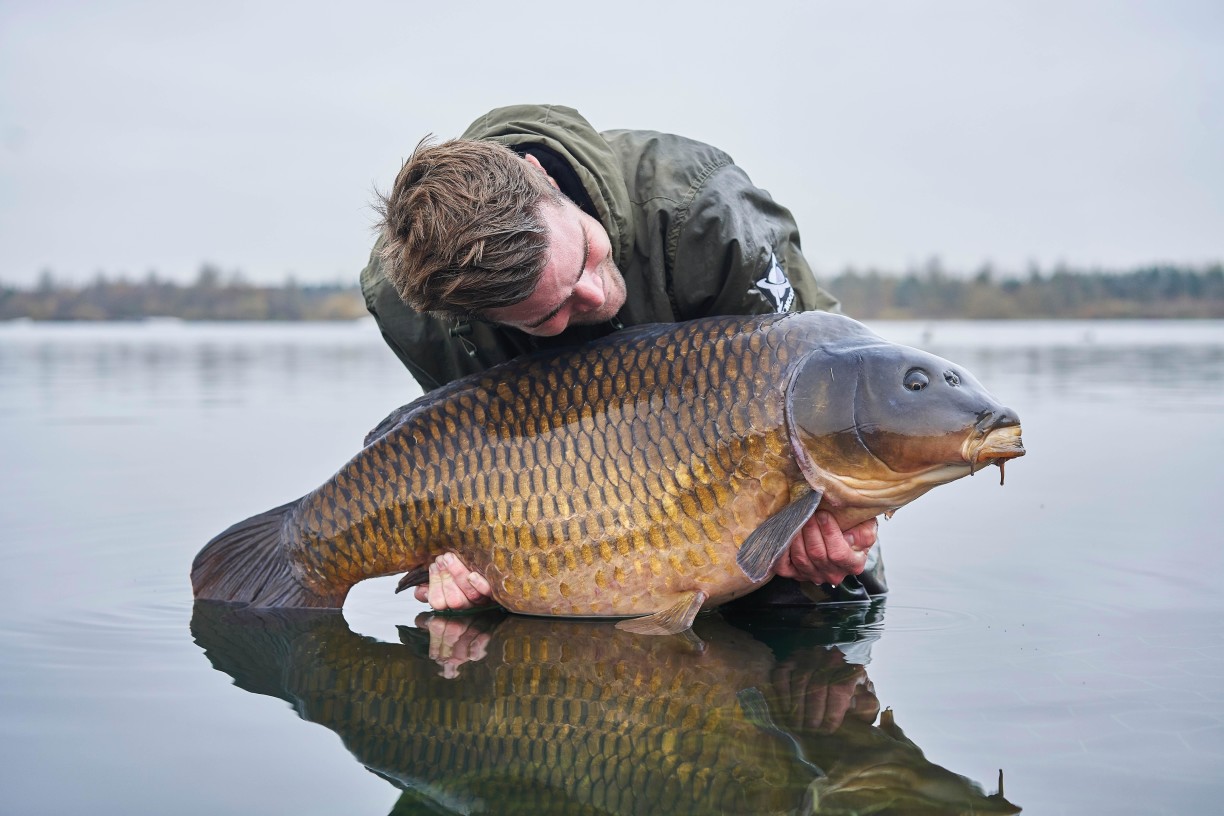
[361,104,885,612]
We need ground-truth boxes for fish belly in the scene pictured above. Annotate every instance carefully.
[454,432,799,618]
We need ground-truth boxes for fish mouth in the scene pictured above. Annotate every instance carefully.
[963,425,1025,484]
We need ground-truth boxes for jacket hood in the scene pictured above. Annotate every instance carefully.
[461,104,634,269]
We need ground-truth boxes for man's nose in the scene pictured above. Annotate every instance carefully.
[571,269,605,311]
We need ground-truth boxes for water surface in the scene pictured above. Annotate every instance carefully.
[1,318,1221,815]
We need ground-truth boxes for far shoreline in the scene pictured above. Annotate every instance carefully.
[3,263,1222,320]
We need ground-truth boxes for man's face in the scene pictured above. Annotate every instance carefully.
[483,196,627,337]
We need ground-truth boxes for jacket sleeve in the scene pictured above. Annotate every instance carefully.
[668,162,839,320]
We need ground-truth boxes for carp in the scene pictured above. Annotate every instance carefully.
[191,312,1024,634]
[192,608,822,815]
[190,605,1021,816]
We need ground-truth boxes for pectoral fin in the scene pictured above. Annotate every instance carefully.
[615,590,708,636]
[736,487,825,582]
[737,687,826,777]
[394,566,429,595]
[736,687,778,730]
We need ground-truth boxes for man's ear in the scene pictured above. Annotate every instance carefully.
[522,153,561,190]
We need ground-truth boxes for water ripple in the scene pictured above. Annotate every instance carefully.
[869,604,979,633]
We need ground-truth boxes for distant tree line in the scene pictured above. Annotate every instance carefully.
[2,261,1222,321]
[0,264,368,321]
[828,260,1224,319]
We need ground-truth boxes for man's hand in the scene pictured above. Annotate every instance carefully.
[773,512,878,586]
[413,552,494,611]
[773,648,880,733]
[415,612,493,679]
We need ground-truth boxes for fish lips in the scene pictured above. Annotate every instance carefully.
[963,419,1026,474]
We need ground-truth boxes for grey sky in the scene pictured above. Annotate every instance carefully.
[1,0,1221,286]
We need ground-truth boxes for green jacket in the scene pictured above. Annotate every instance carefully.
[361,104,840,392]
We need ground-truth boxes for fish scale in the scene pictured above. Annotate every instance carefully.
[282,316,798,616]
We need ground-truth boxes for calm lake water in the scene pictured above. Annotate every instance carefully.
[1,318,1221,815]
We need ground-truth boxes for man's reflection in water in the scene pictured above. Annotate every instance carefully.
[192,602,1019,815]
[724,602,886,739]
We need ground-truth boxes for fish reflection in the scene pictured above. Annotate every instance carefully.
[192,603,1019,815]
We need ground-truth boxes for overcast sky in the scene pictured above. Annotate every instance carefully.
[1,0,1221,286]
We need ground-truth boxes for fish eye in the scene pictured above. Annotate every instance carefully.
[944,371,960,386]
[904,368,929,391]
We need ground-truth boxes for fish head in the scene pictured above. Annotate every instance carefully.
[787,336,1025,514]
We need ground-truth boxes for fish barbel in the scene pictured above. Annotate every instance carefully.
[192,312,1024,634]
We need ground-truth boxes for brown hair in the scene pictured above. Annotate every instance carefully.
[374,137,563,318]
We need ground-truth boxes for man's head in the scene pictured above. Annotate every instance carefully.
[375,138,625,336]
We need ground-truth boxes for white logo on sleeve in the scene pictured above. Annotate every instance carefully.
[755,252,794,313]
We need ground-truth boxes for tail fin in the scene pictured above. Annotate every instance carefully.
[191,500,344,608]
[190,602,347,701]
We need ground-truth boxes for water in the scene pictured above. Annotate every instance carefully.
[1,317,1221,815]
